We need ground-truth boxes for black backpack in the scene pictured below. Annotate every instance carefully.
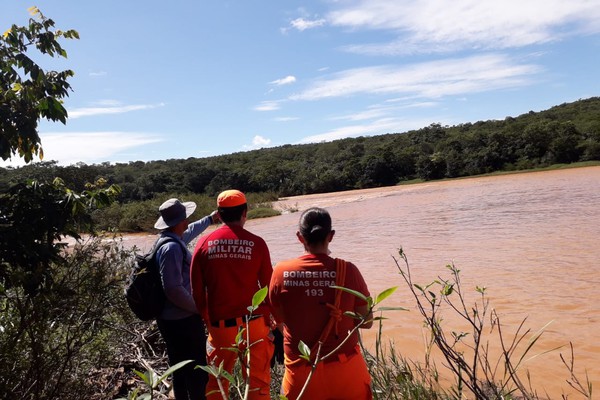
[125,237,185,321]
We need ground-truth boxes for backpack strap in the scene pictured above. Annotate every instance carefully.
[151,236,188,274]
[312,258,347,360]
[152,236,187,259]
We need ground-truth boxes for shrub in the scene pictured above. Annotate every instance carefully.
[0,236,132,399]
[247,207,281,219]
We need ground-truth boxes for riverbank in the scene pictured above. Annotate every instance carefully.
[271,161,600,214]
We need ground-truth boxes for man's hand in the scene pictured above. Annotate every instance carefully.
[210,210,221,224]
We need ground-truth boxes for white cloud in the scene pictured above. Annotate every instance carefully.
[18,132,163,166]
[252,135,271,147]
[242,135,272,150]
[385,99,438,108]
[290,17,326,31]
[68,103,165,119]
[297,119,399,143]
[298,116,443,144]
[89,71,107,77]
[269,75,297,86]
[328,0,600,54]
[93,99,121,106]
[333,101,440,122]
[332,107,392,122]
[254,101,281,111]
[290,54,541,101]
[273,116,299,122]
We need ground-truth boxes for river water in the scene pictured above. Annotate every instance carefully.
[128,166,600,396]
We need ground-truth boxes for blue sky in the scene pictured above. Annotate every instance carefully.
[2,0,599,167]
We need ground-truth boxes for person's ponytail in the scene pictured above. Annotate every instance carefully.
[299,208,332,245]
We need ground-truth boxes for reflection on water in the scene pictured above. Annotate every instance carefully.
[249,166,600,396]
[129,166,600,395]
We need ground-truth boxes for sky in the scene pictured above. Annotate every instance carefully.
[2,0,599,167]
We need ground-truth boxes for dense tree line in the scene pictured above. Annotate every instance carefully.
[2,97,600,202]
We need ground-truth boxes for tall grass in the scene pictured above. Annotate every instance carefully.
[92,191,281,232]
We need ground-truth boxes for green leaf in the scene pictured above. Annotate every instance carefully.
[222,346,240,354]
[343,311,361,319]
[157,360,193,385]
[330,285,367,301]
[28,6,40,16]
[372,316,389,321]
[235,328,245,345]
[298,340,311,358]
[133,368,158,388]
[251,286,268,309]
[441,283,454,296]
[221,369,236,385]
[133,369,151,386]
[377,306,409,312]
[375,286,398,304]
[197,365,219,377]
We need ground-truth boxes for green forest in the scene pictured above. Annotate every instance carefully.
[2,96,600,232]
[3,97,600,198]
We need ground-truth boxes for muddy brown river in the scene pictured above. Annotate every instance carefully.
[122,166,600,396]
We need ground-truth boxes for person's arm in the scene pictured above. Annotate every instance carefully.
[181,211,218,244]
[356,303,373,329]
[190,244,209,321]
[258,240,273,289]
[268,269,284,325]
[157,242,197,313]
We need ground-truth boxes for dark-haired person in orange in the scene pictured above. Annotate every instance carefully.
[190,190,274,399]
[269,207,373,400]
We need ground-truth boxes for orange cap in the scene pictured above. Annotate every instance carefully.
[217,189,247,208]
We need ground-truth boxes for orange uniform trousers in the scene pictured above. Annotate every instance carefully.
[205,317,274,399]
[282,345,372,400]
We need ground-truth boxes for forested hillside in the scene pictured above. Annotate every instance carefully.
[2,97,599,202]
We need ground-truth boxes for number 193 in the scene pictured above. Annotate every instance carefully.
[305,288,324,297]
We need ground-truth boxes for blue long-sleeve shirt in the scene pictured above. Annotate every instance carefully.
[156,216,212,320]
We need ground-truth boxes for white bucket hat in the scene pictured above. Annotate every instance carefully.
[154,198,197,230]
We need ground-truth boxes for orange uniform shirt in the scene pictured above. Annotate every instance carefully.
[191,224,272,322]
[269,254,370,361]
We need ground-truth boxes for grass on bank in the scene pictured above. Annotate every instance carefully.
[91,191,282,233]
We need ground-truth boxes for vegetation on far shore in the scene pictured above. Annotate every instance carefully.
[2,95,599,232]
[1,99,600,185]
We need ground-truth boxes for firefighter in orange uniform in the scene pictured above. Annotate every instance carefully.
[191,189,274,399]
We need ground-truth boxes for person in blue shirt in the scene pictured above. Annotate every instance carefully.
[154,198,219,400]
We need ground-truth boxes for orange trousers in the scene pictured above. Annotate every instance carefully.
[205,317,274,400]
[282,345,372,400]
